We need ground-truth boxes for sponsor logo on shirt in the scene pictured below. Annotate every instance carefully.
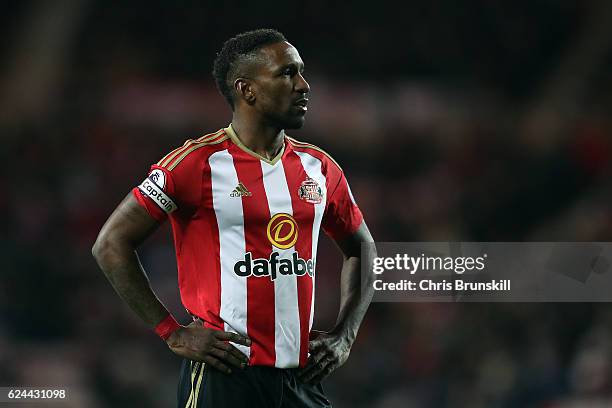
[230,182,252,198]
[298,177,323,204]
[234,252,314,281]
[232,213,313,281]
[267,213,298,249]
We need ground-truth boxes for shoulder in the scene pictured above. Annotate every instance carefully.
[285,135,342,173]
[156,128,230,171]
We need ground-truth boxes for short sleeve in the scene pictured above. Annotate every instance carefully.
[132,165,177,222]
[132,156,202,221]
[321,171,363,240]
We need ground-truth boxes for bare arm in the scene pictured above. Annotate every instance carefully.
[92,193,250,373]
[330,221,376,343]
[299,221,376,383]
[92,193,169,326]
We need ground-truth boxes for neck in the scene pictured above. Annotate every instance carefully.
[230,116,285,160]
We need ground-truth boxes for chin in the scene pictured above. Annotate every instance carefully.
[266,111,306,130]
[282,116,306,130]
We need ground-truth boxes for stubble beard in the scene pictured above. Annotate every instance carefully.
[264,109,306,130]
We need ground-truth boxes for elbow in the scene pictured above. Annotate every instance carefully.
[92,230,117,265]
[92,232,107,263]
[92,229,134,269]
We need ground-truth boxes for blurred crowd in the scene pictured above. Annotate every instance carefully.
[2,1,612,407]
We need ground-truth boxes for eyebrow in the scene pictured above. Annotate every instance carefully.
[279,62,305,72]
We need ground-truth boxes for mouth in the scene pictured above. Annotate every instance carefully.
[293,98,308,112]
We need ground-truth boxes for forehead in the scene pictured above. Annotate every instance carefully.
[256,41,303,70]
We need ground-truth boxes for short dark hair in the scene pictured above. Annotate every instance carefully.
[212,29,287,109]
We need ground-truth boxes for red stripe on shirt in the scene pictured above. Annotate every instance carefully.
[193,158,223,330]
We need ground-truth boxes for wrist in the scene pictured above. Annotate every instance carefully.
[330,324,356,346]
[154,314,181,341]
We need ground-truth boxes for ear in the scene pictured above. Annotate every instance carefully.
[234,78,256,105]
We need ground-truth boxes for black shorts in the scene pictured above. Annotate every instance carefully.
[177,359,332,408]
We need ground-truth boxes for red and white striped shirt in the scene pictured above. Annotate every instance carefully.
[133,125,362,368]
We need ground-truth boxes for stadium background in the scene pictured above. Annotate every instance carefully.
[2,1,612,406]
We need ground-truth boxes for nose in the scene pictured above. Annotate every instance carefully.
[295,72,310,94]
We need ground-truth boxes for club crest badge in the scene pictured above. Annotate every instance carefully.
[298,177,323,204]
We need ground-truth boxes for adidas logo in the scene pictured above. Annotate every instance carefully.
[230,182,252,197]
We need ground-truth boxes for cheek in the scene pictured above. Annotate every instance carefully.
[259,86,288,107]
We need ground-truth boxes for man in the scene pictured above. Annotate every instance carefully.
[92,28,375,407]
